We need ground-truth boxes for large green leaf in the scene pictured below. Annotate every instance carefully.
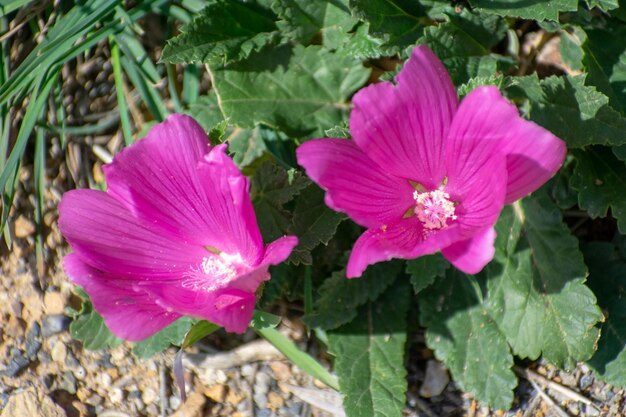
[420,271,516,410]
[485,192,603,369]
[288,185,345,265]
[584,242,626,387]
[272,0,358,47]
[506,74,626,148]
[161,0,279,65]
[349,0,427,52]
[582,22,626,114]
[469,0,577,20]
[68,289,121,350]
[421,9,510,84]
[132,317,195,359]
[328,280,410,417]
[571,147,626,233]
[585,0,620,11]
[304,260,402,330]
[210,44,369,138]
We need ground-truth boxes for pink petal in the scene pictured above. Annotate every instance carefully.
[441,227,496,274]
[58,189,206,278]
[450,86,566,204]
[103,114,263,262]
[296,139,414,228]
[346,217,462,278]
[137,282,256,334]
[350,45,458,188]
[64,254,180,341]
[231,235,298,293]
[195,144,264,263]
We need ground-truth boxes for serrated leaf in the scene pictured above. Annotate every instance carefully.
[485,192,603,369]
[251,160,310,241]
[559,27,586,72]
[210,44,369,138]
[328,280,410,417]
[349,0,427,52]
[336,23,386,60]
[506,74,626,148]
[584,242,626,386]
[272,0,358,47]
[585,0,620,11]
[324,121,351,139]
[421,9,511,85]
[289,185,345,264]
[304,260,402,330]
[582,22,626,114]
[469,0,577,20]
[184,93,224,132]
[226,126,267,168]
[162,0,279,65]
[420,271,516,410]
[69,291,122,350]
[571,146,626,233]
[406,253,449,294]
[132,317,195,359]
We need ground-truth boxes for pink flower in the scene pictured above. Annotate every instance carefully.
[59,115,297,340]
[296,45,566,278]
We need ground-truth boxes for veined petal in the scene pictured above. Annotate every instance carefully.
[296,139,414,228]
[350,45,458,188]
[137,282,256,334]
[64,254,181,341]
[103,114,263,262]
[441,226,496,274]
[346,217,462,278]
[58,189,206,278]
[450,86,566,204]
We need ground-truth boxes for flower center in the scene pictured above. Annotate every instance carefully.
[182,252,243,292]
[413,189,457,230]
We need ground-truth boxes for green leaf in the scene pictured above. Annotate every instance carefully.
[571,147,626,233]
[420,270,516,410]
[328,280,409,417]
[421,9,510,84]
[485,192,603,369]
[132,317,195,359]
[585,0,620,11]
[210,44,369,138]
[349,0,427,51]
[324,121,351,139]
[272,0,358,46]
[182,320,220,348]
[185,93,225,132]
[506,74,626,148]
[161,0,279,65]
[251,160,310,241]
[582,22,626,114]
[69,289,122,350]
[468,0,577,20]
[559,26,586,72]
[226,126,268,168]
[406,253,449,294]
[584,242,626,386]
[288,185,345,265]
[304,260,402,330]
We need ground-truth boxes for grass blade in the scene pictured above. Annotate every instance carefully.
[110,37,133,145]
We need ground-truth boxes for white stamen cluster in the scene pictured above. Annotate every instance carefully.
[413,189,457,230]
[182,252,243,292]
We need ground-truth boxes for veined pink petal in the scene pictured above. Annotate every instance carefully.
[64,254,181,341]
[441,227,496,274]
[104,114,263,262]
[450,86,566,204]
[350,45,458,188]
[137,281,256,334]
[58,189,206,278]
[346,217,462,278]
[195,144,264,263]
[296,139,414,228]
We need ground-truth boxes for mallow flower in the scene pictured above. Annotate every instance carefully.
[297,45,566,278]
[59,115,297,340]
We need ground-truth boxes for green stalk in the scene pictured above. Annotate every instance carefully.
[110,37,133,145]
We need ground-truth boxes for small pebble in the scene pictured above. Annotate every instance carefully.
[50,341,67,364]
[60,371,77,394]
[2,351,30,377]
[37,350,52,364]
[169,394,181,409]
[109,387,124,404]
[142,387,158,404]
[98,372,112,387]
[42,374,55,390]
[24,322,41,360]
[86,394,103,406]
[73,366,86,380]
[256,408,272,417]
[146,404,158,415]
[241,364,255,379]
[65,349,80,368]
[579,374,594,389]
[41,314,71,337]
[128,390,141,400]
